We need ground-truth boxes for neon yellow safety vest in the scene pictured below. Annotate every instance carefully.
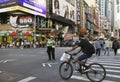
[47,39,55,48]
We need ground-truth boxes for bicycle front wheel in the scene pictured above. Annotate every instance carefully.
[86,63,106,82]
[59,62,73,80]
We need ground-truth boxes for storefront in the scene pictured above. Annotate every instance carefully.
[0,0,46,46]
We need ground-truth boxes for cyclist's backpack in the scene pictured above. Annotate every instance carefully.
[89,43,95,54]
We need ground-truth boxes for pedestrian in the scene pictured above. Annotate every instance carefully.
[46,36,56,60]
[94,38,101,56]
[104,39,111,56]
[100,39,105,51]
[112,38,119,56]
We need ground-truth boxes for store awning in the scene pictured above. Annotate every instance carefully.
[0,33,5,36]
[10,32,18,36]
[24,32,31,36]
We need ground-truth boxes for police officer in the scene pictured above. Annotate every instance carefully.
[47,36,56,60]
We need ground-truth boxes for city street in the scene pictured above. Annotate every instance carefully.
[0,47,120,82]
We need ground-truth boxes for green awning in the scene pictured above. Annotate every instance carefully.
[0,33,5,36]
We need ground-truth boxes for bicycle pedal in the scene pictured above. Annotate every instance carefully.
[83,69,90,73]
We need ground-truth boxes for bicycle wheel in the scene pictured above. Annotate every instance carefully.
[86,63,106,82]
[59,61,73,80]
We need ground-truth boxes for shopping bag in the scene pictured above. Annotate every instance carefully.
[118,49,120,54]
[60,53,70,61]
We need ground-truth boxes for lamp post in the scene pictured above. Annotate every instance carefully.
[33,15,36,42]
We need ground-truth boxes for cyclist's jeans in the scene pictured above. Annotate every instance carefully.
[78,53,91,61]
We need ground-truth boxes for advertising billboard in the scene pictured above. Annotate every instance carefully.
[52,0,76,22]
[18,0,46,17]
[0,0,17,8]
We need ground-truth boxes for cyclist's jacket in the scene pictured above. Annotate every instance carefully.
[78,39,95,56]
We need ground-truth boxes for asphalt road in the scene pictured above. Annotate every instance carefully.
[0,47,120,82]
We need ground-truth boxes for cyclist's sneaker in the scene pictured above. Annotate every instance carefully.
[83,68,90,73]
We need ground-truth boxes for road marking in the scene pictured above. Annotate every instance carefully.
[102,65,120,69]
[90,60,120,64]
[0,71,3,73]
[0,59,16,63]
[86,63,120,69]
[71,75,116,82]
[92,68,120,73]
[88,62,120,66]
[42,63,46,67]
[48,64,52,67]
[42,62,58,67]
[18,76,36,82]
[106,74,120,78]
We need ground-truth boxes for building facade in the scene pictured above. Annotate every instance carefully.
[0,0,46,47]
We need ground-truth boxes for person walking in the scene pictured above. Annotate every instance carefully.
[47,36,56,60]
[104,39,111,56]
[112,39,119,56]
[94,38,101,56]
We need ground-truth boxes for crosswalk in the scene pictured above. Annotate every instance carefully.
[71,56,120,82]
[1,55,120,82]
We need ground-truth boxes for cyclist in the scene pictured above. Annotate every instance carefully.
[65,35,95,71]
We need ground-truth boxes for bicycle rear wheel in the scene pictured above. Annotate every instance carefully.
[59,62,73,80]
[86,63,106,82]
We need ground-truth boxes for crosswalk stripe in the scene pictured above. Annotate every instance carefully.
[86,63,120,69]
[71,75,116,82]
[106,74,120,78]
[98,65,120,69]
[104,69,120,73]
[86,63,120,73]
[88,62,120,66]
[18,77,37,82]
[89,60,120,64]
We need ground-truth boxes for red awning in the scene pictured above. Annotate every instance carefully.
[10,31,18,36]
[24,32,31,36]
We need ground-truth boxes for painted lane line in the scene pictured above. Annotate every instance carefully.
[87,62,120,66]
[0,60,4,63]
[71,75,116,82]
[18,77,37,82]
[48,64,52,67]
[95,65,120,70]
[3,59,16,63]
[0,71,3,73]
[102,65,120,69]
[42,63,46,67]
[42,62,58,67]
[89,60,120,64]
[87,64,120,69]
[93,68,120,73]
[0,59,16,63]
[106,74,120,79]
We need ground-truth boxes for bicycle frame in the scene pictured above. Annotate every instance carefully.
[67,54,89,74]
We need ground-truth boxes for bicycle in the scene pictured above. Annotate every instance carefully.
[59,53,106,82]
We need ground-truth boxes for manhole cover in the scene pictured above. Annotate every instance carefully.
[0,72,22,82]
